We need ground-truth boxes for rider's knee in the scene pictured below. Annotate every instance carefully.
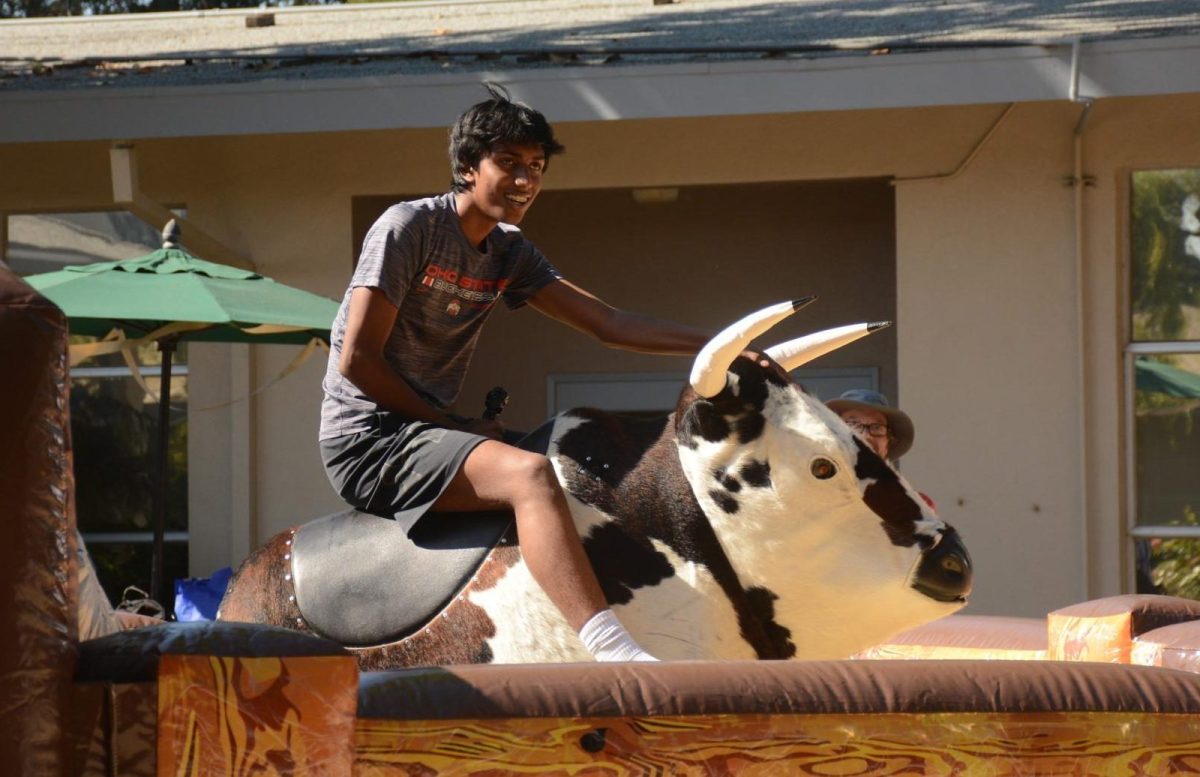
[507,452,559,499]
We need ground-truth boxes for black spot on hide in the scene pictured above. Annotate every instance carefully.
[677,401,731,448]
[745,586,795,659]
[676,356,781,449]
[583,522,676,606]
[557,410,671,514]
[739,460,772,488]
[714,469,741,493]
[556,402,798,661]
[852,437,922,547]
[735,412,765,444]
[708,489,740,514]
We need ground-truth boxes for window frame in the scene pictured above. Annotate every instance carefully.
[1124,341,1200,543]
[71,362,192,551]
[1123,166,1200,597]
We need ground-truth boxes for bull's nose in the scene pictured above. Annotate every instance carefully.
[911,529,973,603]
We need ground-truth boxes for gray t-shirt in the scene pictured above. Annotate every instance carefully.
[320,193,561,440]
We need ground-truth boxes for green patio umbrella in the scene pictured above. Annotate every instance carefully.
[25,220,339,607]
[1136,357,1200,399]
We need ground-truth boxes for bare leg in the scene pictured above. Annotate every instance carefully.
[432,440,605,631]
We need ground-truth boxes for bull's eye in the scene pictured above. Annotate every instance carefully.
[810,458,837,480]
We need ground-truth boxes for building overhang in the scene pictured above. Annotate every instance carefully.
[3,33,1200,144]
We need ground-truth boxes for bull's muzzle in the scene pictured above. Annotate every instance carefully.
[911,529,972,603]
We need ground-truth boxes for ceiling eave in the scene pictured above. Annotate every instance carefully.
[3,33,1199,144]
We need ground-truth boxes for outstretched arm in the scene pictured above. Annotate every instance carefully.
[528,279,712,354]
[529,280,792,382]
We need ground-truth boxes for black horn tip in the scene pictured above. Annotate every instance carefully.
[868,321,893,332]
[791,296,817,311]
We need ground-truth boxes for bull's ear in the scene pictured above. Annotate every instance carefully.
[689,298,815,398]
[766,321,891,372]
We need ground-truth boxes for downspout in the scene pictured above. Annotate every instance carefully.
[1067,38,1095,599]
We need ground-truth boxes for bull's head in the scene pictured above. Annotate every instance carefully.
[677,299,972,658]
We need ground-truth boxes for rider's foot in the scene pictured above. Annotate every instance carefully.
[579,609,660,662]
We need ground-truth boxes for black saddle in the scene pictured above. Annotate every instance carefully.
[291,508,515,646]
[289,420,554,647]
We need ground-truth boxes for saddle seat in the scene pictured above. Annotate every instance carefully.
[289,420,553,647]
[291,509,515,647]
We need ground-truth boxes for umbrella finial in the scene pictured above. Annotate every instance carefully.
[162,219,181,249]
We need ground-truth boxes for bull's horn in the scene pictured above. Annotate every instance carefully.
[765,321,892,372]
[689,297,815,398]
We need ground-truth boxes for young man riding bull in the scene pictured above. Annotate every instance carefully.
[320,84,784,662]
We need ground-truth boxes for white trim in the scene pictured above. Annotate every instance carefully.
[1124,348,1138,591]
[72,365,188,378]
[229,343,257,562]
[1130,526,1200,539]
[1124,348,1200,540]
[1127,341,1200,354]
[82,531,188,544]
[5,35,1200,144]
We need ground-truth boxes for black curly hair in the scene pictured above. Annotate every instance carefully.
[448,82,565,192]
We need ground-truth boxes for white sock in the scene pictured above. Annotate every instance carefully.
[578,609,659,662]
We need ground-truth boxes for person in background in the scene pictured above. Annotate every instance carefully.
[826,388,934,509]
[826,389,913,463]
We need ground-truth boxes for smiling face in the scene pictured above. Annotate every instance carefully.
[459,142,546,227]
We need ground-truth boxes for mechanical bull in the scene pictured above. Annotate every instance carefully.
[219,300,972,667]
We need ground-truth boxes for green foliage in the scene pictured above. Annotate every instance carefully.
[1149,534,1200,600]
[1130,169,1200,341]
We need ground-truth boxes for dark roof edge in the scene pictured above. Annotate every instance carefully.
[2,33,1200,144]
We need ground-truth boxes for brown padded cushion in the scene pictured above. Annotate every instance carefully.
[357,659,1200,720]
[76,621,349,683]
[857,615,1046,659]
[1051,594,1200,634]
[1134,620,1200,673]
[1049,594,1200,662]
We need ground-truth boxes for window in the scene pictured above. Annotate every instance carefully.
[1127,169,1200,599]
[5,211,189,611]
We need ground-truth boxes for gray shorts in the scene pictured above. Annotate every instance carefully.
[319,413,488,534]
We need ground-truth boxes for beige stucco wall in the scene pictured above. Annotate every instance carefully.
[896,101,1088,616]
[897,95,1200,616]
[5,93,1199,619]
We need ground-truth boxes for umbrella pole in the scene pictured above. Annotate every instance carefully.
[150,337,177,611]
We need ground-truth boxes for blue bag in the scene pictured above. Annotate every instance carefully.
[173,566,234,622]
